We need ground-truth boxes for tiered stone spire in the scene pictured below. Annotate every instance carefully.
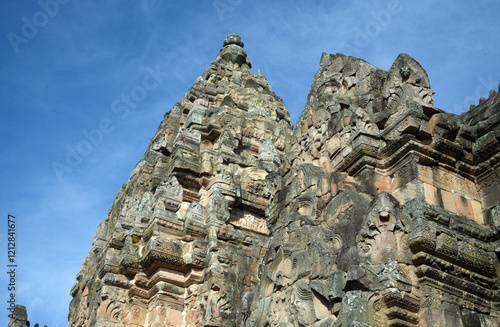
[245,53,500,326]
[68,34,292,327]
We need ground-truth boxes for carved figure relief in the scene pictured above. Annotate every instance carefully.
[258,139,281,167]
[155,176,183,212]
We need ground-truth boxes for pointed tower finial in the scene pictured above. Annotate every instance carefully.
[223,33,244,48]
[216,34,250,68]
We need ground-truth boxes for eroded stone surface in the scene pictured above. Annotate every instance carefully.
[68,34,292,327]
[68,36,500,327]
[8,305,28,327]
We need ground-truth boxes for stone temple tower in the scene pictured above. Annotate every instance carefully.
[68,34,293,326]
[69,35,500,326]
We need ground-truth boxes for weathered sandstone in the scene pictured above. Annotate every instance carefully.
[64,35,500,327]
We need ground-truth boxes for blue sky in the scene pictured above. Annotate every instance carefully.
[0,1,499,326]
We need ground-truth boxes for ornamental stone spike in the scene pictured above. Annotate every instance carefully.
[7,305,28,327]
[215,33,251,68]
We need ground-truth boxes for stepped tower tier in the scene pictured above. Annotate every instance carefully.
[245,52,500,327]
[68,34,293,327]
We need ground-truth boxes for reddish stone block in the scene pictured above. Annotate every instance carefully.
[374,174,392,194]
[454,195,474,221]
[440,189,457,214]
[166,308,183,326]
[471,200,484,224]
